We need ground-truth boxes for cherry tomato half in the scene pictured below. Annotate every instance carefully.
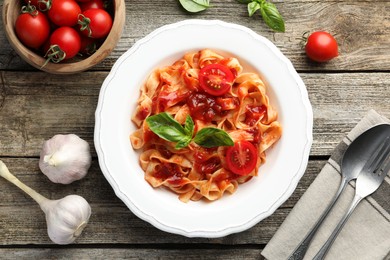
[225,140,257,176]
[305,31,339,62]
[78,9,112,39]
[198,64,235,96]
[15,9,50,49]
[48,0,81,26]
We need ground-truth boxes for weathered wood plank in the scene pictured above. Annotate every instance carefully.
[0,1,390,71]
[0,71,389,157]
[0,158,325,207]
[0,248,264,259]
[0,204,289,245]
[0,158,325,245]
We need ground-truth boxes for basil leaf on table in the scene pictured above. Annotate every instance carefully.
[248,1,261,17]
[146,112,190,143]
[236,0,285,32]
[179,0,210,12]
[260,1,285,32]
[193,128,234,148]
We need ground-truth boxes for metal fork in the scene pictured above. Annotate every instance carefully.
[313,136,390,260]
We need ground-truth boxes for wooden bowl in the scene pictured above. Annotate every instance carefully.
[2,0,125,74]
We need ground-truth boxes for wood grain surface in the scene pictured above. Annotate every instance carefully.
[0,0,389,259]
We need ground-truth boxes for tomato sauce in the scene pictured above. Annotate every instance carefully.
[245,104,266,126]
[193,148,220,174]
[154,162,183,180]
[246,127,262,145]
[187,92,240,122]
[152,90,191,113]
[143,128,159,143]
[136,107,149,121]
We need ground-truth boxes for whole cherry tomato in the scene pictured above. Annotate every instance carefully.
[48,0,81,26]
[79,34,98,55]
[305,31,339,62]
[15,6,50,49]
[80,0,104,11]
[46,26,81,62]
[78,8,112,38]
[23,0,50,11]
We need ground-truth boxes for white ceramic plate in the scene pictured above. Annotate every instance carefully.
[95,20,313,238]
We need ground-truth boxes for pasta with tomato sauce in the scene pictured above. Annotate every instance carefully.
[130,49,282,202]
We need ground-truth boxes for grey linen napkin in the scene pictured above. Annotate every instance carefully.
[262,110,390,260]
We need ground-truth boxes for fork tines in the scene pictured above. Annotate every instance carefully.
[368,136,390,175]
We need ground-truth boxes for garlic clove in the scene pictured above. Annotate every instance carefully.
[42,195,92,245]
[39,134,92,184]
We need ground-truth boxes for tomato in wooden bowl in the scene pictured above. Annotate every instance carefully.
[2,0,125,74]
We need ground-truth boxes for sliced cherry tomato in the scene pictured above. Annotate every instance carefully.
[48,0,81,26]
[305,31,339,62]
[225,140,257,176]
[46,26,81,62]
[198,64,235,96]
[80,0,104,11]
[78,9,112,39]
[15,6,50,49]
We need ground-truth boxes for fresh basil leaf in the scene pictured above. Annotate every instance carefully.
[193,0,210,6]
[236,0,252,3]
[184,115,194,136]
[179,0,209,12]
[146,112,188,143]
[260,1,285,32]
[193,128,234,148]
[248,1,261,17]
[175,136,192,149]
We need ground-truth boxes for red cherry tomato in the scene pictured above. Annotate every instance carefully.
[79,34,97,55]
[24,0,50,11]
[305,31,339,62]
[48,26,81,60]
[225,140,257,176]
[80,0,104,11]
[15,8,50,49]
[78,9,112,38]
[48,0,81,26]
[198,64,235,96]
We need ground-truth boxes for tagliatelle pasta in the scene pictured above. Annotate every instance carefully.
[130,49,282,202]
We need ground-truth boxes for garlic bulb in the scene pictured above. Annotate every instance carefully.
[0,160,91,245]
[39,134,92,184]
[42,195,91,244]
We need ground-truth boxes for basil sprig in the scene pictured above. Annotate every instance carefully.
[179,0,210,12]
[146,112,234,149]
[237,0,285,32]
[193,127,234,148]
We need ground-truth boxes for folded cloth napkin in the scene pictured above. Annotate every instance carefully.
[262,110,390,260]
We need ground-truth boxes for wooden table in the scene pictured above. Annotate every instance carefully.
[0,0,389,259]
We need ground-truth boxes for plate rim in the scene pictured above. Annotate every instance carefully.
[94,19,313,238]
